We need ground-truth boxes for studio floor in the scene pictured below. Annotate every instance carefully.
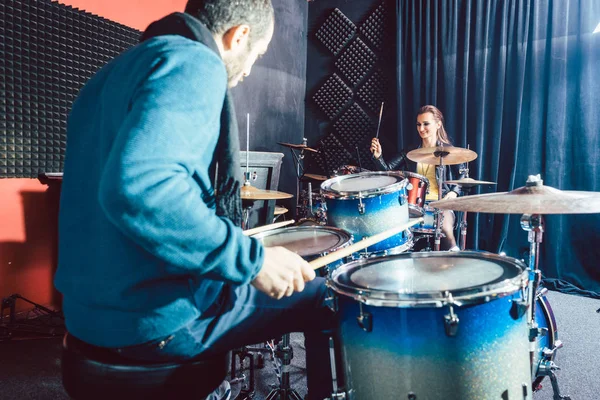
[0,290,598,400]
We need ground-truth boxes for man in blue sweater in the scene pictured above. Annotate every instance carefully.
[55,1,335,398]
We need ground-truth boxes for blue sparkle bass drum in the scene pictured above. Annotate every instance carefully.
[328,251,532,400]
[321,171,411,255]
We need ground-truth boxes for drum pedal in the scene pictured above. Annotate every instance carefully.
[537,359,571,400]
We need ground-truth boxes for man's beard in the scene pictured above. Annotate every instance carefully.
[224,43,252,87]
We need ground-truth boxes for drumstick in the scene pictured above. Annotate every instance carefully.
[243,219,295,236]
[310,217,423,270]
[375,102,384,139]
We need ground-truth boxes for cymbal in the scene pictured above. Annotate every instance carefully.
[445,177,497,187]
[430,182,600,214]
[241,185,294,201]
[406,146,478,165]
[302,173,329,181]
[277,142,319,153]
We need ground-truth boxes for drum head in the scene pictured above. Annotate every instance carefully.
[252,226,351,257]
[329,251,527,306]
[321,171,407,199]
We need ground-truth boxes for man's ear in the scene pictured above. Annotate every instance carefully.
[221,25,251,51]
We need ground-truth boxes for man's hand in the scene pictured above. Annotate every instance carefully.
[251,246,316,299]
[370,138,382,159]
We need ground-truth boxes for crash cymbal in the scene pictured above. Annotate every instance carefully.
[406,146,478,165]
[445,177,497,187]
[241,185,294,201]
[302,173,329,181]
[430,180,600,214]
[277,142,319,153]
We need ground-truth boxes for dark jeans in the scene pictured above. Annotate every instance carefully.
[112,277,336,400]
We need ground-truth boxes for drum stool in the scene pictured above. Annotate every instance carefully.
[61,333,228,400]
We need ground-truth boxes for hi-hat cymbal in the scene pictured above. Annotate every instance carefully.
[406,146,478,165]
[431,181,600,214]
[302,173,329,181]
[445,177,497,187]
[277,142,319,153]
[241,185,294,201]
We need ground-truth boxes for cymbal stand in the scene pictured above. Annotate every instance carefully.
[266,333,302,400]
[458,156,470,250]
[520,190,570,399]
[433,147,449,251]
[287,139,307,216]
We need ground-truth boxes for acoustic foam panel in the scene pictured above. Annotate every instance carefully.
[0,0,140,178]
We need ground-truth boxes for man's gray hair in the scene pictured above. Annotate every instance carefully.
[185,0,274,43]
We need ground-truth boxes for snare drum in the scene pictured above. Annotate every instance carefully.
[400,171,429,217]
[252,226,352,276]
[321,172,410,253]
[328,251,532,399]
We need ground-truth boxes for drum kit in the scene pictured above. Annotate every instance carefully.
[234,142,600,399]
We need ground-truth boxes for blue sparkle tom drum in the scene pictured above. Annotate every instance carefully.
[328,251,532,400]
[321,171,410,253]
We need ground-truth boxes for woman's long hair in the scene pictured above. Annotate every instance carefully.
[417,105,452,145]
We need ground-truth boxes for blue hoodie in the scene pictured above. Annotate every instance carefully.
[55,32,263,347]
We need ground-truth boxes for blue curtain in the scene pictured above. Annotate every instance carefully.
[396,0,600,294]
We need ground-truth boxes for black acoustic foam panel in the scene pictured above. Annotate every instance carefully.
[312,73,353,120]
[314,8,356,56]
[0,0,140,178]
[359,2,386,51]
[334,37,377,88]
[310,3,388,174]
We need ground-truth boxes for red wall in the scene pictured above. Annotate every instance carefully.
[59,0,188,31]
[0,1,187,315]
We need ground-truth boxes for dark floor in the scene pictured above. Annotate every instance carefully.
[0,290,598,399]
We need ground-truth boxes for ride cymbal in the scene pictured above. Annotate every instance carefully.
[241,185,294,201]
[277,142,319,153]
[445,177,497,187]
[431,180,600,214]
[406,146,478,165]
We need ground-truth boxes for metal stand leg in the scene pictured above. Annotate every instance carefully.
[266,334,302,400]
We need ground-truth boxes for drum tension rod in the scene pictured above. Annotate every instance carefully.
[356,302,372,332]
[443,292,459,337]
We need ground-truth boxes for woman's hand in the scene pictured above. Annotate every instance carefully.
[443,191,458,200]
[370,138,382,159]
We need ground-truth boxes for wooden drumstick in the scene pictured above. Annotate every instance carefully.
[243,219,295,236]
[309,217,424,270]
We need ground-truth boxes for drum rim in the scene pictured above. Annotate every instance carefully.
[320,171,408,200]
[251,225,353,256]
[400,170,430,185]
[327,251,528,307]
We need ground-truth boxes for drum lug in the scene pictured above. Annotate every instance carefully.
[357,197,366,215]
[511,279,530,320]
[529,325,548,342]
[399,193,407,206]
[356,303,372,332]
[443,292,459,337]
